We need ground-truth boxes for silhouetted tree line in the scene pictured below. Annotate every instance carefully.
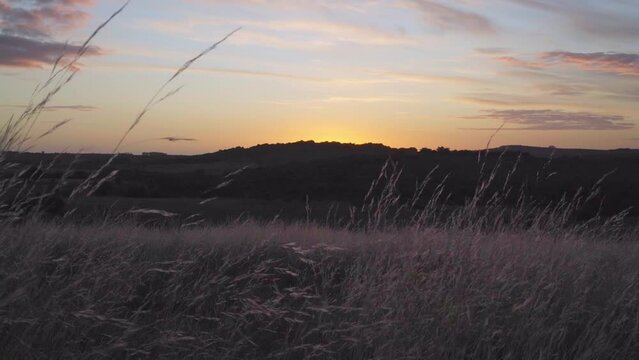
[5,142,639,219]
[94,150,639,218]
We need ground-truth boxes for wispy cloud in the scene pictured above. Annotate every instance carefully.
[455,92,575,108]
[476,48,547,71]
[259,95,420,108]
[261,95,420,106]
[318,96,419,103]
[475,47,510,55]
[193,0,376,13]
[0,0,93,38]
[0,34,101,67]
[455,91,604,111]
[603,89,639,103]
[0,0,101,68]
[160,136,197,142]
[488,51,639,78]
[91,62,326,82]
[467,109,634,130]
[508,0,639,39]
[228,30,333,51]
[542,51,639,76]
[534,83,590,96]
[139,16,415,49]
[506,0,559,12]
[247,19,411,45]
[494,56,543,70]
[409,0,495,34]
[377,70,479,84]
[0,104,97,111]
[499,69,566,81]
[92,62,474,88]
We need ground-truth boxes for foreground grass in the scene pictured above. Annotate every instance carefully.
[1,221,639,359]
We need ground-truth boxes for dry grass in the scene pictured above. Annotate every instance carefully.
[1,221,639,359]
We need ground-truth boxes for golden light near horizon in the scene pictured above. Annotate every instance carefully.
[1,0,639,154]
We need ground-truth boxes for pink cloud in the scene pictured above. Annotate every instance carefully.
[410,0,495,34]
[469,109,634,131]
[488,51,639,78]
[475,47,510,55]
[509,0,639,39]
[494,56,544,70]
[534,83,589,96]
[0,0,93,38]
[0,0,99,68]
[542,52,639,76]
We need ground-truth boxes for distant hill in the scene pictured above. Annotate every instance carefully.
[6,141,639,218]
[7,142,639,169]
[492,145,639,158]
[194,141,639,162]
[196,142,639,163]
[192,140,416,165]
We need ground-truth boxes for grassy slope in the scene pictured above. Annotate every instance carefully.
[2,221,639,359]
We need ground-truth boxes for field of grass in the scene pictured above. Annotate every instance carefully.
[70,196,350,225]
[2,220,639,359]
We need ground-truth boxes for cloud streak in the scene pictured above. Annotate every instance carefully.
[534,83,590,96]
[0,103,97,111]
[468,109,634,130]
[508,0,639,39]
[140,16,415,49]
[0,34,101,67]
[455,92,587,108]
[93,62,478,88]
[488,51,639,78]
[378,70,479,84]
[494,56,543,70]
[410,0,495,34]
[318,96,419,104]
[475,47,510,55]
[542,51,639,76]
[0,0,93,38]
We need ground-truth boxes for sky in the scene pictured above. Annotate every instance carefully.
[1,0,639,154]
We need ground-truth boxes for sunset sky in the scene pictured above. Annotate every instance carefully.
[1,0,639,154]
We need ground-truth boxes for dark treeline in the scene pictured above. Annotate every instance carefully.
[5,141,639,218]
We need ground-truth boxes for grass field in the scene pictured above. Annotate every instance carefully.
[70,196,351,226]
[2,220,639,359]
